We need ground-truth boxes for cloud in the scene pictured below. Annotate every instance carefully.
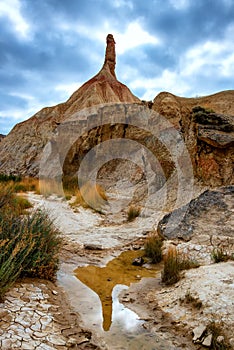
[0,0,234,134]
[0,0,30,39]
[55,82,83,100]
[115,21,160,54]
[129,69,190,100]
[169,0,190,10]
[113,0,133,9]
[181,24,234,79]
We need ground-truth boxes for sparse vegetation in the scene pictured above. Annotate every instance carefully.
[127,205,141,221]
[0,183,32,214]
[161,247,199,285]
[206,321,231,350]
[71,181,107,212]
[180,290,203,309]
[0,183,62,301]
[211,248,230,263]
[0,174,39,193]
[144,232,163,263]
[0,173,22,182]
[161,247,181,285]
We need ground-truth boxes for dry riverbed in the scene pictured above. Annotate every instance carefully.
[1,191,234,350]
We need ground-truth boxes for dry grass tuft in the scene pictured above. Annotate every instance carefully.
[144,232,163,263]
[127,205,141,221]
[72,182,107,212]
[161,247,199,285]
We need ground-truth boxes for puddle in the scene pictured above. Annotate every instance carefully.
[58,250,175,349]
[74,250,157,331]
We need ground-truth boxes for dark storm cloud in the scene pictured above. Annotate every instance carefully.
[0,0,233,134]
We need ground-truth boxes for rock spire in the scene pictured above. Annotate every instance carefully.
[102,34,116,78]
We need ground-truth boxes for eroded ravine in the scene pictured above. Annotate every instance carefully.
[27,191,178,349]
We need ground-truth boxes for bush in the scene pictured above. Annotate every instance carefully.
[211,248,229,263]
[161,247,199,285]
[0,183,62,301]
[0,183,14,209]
[206,321,231,350]
[127,205,141,221]
[13,177,39,193]
[144,233,163,263]
[0,173,21,182]
[161,247,181,285]
[0,209,61,301]
[0,184,32,214]
[11,196,33,214]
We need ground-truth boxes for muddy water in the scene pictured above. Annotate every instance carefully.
[58,250,175,350]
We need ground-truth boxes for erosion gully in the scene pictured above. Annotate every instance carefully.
[27,191,174,349]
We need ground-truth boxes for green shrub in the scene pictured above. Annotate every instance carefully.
[11,196,33,214]
[0,184,32,214]
[13,183,28,192]
[0,173,21,182]
[0,184,62,301]
[144,233,163,263]
[127,205,141,221]
[211,248,229,263]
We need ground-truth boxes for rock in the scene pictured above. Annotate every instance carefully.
[192,325,207,342]
[66,337,78,347]
[229,338,234,347]
[153,92,234,186]
[158,186,234,241]
[202,333,213,347]
[1,34,232,191]
[216,335,225,344]
[0,309,10,319]
[47,334,67,346]
[132,257,144,266]
[0,134,5,142]
[84,244,103,250]
[1,339,13,349]
[0,34,140,177]
[21,341,36,350]
[77,335,90,345]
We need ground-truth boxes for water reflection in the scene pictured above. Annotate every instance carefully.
[74,250,157,331]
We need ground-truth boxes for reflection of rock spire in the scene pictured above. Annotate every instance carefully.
[74,250,156,332]
[102,34,116,78]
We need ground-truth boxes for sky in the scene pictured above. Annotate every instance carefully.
[0,0,234,135]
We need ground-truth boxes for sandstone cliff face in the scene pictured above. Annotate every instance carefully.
[153,91,234,186]
[0,34,140,177]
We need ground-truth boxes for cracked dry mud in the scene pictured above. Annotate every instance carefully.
[0,280,98,350]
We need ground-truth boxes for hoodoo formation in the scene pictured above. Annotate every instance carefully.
[0,34,233,186]
[0,34,140,177]
[102,33,116,78]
